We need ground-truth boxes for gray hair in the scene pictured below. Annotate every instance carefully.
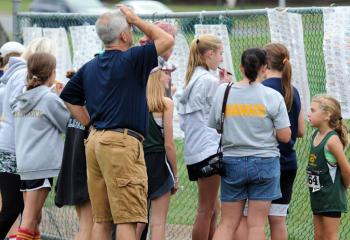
[95,10,129,45]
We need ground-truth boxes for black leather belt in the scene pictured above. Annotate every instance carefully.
[110,128,144,142]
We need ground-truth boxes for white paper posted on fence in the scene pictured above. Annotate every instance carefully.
[323,7,350,119]
[268,9,310,117]
[42,28,72,84]
[168,33,190,139]
[69,25,102,69]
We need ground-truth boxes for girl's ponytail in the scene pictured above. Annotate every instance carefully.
[281,58,293,112]
[27,75,45,90]
[185,40,201,87]
[335,119,349,149]
[265,43,293,111]
[184,35,222,87]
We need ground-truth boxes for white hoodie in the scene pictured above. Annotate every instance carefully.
[14,85,69,180]
[177,66,221,165]
[0,57,27,153]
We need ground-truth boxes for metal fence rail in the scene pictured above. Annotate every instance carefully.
[14,6,350,240]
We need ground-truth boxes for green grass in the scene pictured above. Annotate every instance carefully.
[0,0,32,13]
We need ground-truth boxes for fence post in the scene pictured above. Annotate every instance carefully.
[12,0,21,41]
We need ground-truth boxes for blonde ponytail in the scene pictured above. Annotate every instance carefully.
[335,119,349,149]
[184,35,222,87]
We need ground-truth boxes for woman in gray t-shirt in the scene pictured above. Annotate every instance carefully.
[209,48,291,240]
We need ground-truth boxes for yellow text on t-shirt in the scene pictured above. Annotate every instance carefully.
[225,103,266,117]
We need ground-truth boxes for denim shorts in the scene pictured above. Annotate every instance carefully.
[221,156,281,202]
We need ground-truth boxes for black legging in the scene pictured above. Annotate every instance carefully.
[0,172,24,239]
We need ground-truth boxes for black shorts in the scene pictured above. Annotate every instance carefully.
[55,120,90,207]
[145,151,174,200]
[269,169,297,216]
[187,160,206,182]
[20,178,54,192]
[187,153,222,181]
[314,212,341,218]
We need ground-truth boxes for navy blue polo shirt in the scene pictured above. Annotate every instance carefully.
[60,43,158,136]
[263,77,301,171]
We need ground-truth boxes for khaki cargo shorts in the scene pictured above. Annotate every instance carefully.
[85,129,148,224]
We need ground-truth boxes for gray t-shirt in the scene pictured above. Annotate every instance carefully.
[208,82,290,157]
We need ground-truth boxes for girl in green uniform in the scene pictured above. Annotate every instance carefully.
[136,66,178,240]
[307,95,350,240]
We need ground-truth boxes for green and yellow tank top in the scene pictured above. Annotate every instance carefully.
[307,130,347,214]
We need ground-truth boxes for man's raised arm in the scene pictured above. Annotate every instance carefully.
[118,5,174,57]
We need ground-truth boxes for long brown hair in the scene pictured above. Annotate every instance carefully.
[264,43,293,112]
[184,34,222,87]
[313,95,349,149]
[147,70,167,113]
[27,52,56,90]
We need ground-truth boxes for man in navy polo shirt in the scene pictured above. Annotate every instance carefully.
[60,5,174,240]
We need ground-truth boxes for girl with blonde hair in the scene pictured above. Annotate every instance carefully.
[307,95,350,240]
[178,34,231,240]
[136,66,178,240]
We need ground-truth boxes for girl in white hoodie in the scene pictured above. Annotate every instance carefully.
[177,34,231,240]
[14,52,69,240]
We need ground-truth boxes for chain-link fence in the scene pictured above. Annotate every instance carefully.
[15,7,350,240]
